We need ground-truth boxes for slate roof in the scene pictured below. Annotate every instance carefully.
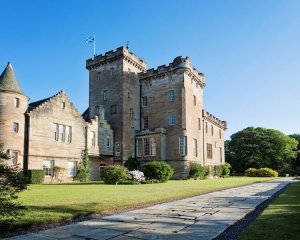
[0,62,25,95]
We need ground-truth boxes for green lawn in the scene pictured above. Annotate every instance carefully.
[6,177,273,232]
[240,181,300,240]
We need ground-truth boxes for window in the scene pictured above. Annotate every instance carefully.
[211,125,214,136]
[207,143,213,159]
[150,137,156,156]
[205,122,208,133]
[43,160,54,177]
[53,123,71,142]
[193,95,196,105]
[137,139,143,157]
[130,108,133,118]
[179,136,187,156]
[11,152,17,164]
[53,123,58,141]
[103,90,107,101]
[97,72,101,80]
[59,124,65,141]
[65,126,72,143]
[142,96,148,107]
[168,112,175,126]
[128,92,130,98]
[144,138,150,156]
[136,138,156,157]
[15,98,20,108]
[219,129,222,139]
[106,135,111,149]
[90,131,96,146]
[115,143,121,156]
[95,106,100,116]
[143,116,148,129]
[13,122,19,133]
[169,90,175,102]
[219,147,223,162]
[110,68,114,76]
[61,102,65,109]
[110,105,117,114]
[68,161,77,177]
[198,118,201,130]
[193,139,197,157]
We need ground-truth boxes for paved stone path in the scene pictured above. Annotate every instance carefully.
[7,178,295,240]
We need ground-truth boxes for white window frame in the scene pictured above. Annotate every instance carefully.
[115,143,121,156]
[13,122,19,133]
[90,131,96,146]
[67,161,77,177]
[168,112,175,126]
[142,96,148,107]
[137,139,143,157]
[43,160,54,177]
[179,136,187,156]
[11,151,18,164]
[106,135,111,149]
[169,90,175,102]
[193,138,197,157]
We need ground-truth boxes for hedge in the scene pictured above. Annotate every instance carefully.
[28,169,44,184]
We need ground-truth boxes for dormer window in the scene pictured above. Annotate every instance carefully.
[15,98,20,108]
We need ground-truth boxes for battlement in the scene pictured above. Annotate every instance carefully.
[203,110,227,130]
[86,46,147,71]
[139,56,205,86]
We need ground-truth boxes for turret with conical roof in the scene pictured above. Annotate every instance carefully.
[0,62,28,168]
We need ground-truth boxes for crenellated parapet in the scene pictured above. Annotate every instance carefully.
[86,46,147,71]
[203,110,227,130]
[139,56,205,88]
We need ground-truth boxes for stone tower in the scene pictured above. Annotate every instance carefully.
[0,62,29,168]
[86,47,147,163]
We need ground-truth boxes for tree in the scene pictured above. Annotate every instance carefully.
[76,149,91,182]
[226,127,298,173]
[0,144,27,221]
[288,134,300,172]
[124,157,139,171]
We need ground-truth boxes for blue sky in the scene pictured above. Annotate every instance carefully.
[1,0,299,139]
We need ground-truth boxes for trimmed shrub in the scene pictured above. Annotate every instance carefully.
[143,161,174,183]
[189,162,209,180]
[245,168,258,177]
[215,163,231,178]
[101,165,129,184]
[257,168,278,177]
[28,169,44,184]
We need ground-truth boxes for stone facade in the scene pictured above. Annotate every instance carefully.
[86,47,227,179]
[0,46,227,181]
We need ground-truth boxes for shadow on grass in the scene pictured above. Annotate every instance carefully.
[0,203,101,237]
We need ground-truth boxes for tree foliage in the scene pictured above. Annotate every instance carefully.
[76,149,91,182]
[226,127,298,173]
[0,144,27,221]
[289,134,300,171]
[124,157,139,171]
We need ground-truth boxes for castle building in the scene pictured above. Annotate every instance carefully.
[0,46,227,181]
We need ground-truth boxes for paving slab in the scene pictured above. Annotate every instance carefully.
[5,177,295,240]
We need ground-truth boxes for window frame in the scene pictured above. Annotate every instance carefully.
[142,96,148,107]
[12,122,19,133]
[67,161,77,177]
[179,136,187,156]
[168,112,175,126]
[143,116,149,129]
[43,160,54,177]
[168,90,175,102]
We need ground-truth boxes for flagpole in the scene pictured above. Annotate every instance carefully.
[93,35,96,57]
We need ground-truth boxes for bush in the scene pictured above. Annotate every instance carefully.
[245,168,258,177]
[189,162,209,179]
[76,149,91,182]
[245,167,278,177]
[257,168,278,177]
[101,165,129,184]
[124,157,139,171]
[215,163,231,178]
[128,170,145,182]
[143,161,174,183]
[28,169,44,184]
